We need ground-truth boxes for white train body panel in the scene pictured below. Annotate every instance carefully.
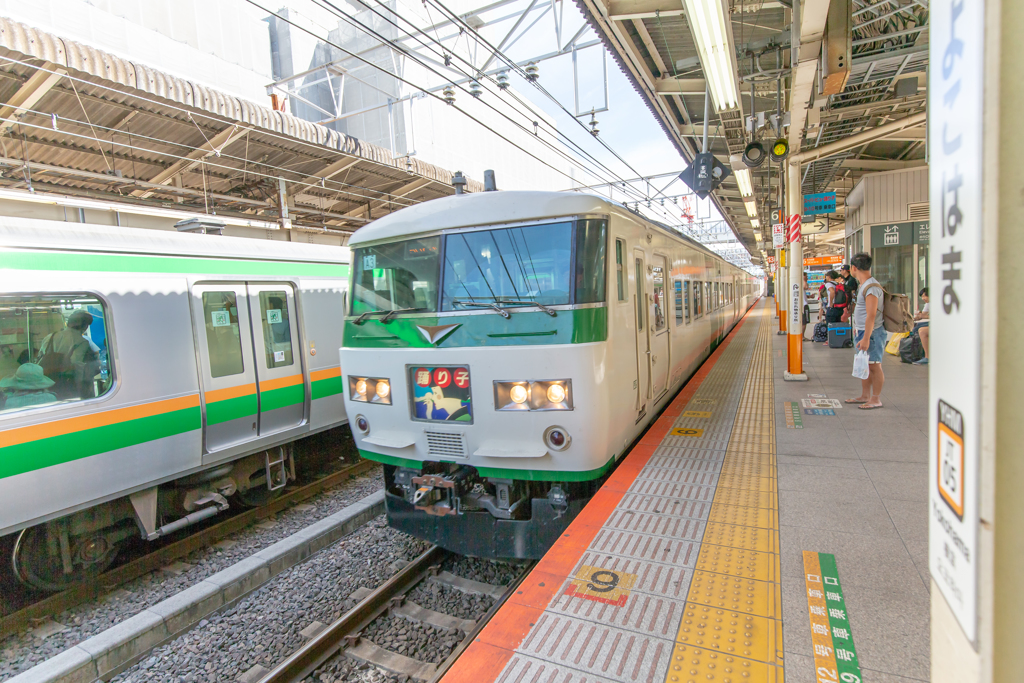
[0,218,350,538]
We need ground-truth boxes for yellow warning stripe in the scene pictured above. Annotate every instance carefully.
[667,306,784,683]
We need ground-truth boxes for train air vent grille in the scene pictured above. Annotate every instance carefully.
[424,430,467,458]
[908,203,929,221]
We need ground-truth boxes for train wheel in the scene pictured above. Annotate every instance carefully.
[11,524,119,592]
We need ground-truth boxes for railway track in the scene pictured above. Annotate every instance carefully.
[0,459,377,640]
[259,546,534,683]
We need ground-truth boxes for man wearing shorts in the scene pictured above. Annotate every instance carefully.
[846,252,886,410]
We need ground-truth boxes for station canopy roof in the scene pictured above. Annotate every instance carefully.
[0,16,482,235]
[573,0,928,258]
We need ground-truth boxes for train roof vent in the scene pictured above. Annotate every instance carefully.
[175,217,225,235]
[424,430,467,459]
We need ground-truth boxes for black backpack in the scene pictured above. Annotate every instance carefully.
[899,333,925,364]
[833,284,847,306]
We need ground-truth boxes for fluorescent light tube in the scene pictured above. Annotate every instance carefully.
[735,168,753,197]
[682,0,739,111]
[744,199,758,218]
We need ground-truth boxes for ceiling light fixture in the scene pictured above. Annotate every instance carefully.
[735,168,753,197]
[744,199,758,218]
[682,0,739,111]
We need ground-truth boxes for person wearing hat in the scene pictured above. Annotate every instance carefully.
[37,309,99,399]
[1,363,57,410]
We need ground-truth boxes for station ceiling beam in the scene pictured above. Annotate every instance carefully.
[0,63,67,135]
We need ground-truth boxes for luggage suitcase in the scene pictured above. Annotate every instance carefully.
[813,321,828,342]
[828,322,853,348]
[899,333,925,363]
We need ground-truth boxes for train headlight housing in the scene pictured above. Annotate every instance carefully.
[494,380,572,411]
[348,376,392,404]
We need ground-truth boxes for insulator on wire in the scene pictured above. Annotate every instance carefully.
[469,81,483,98]
[443,85,456,105]
[525,62,540,82]
[588,111,599,137]
[496,71,510,90]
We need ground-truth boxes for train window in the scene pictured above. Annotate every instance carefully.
[693,282,701,318]
[442,223,571,310]
[258,291,294,369]
[0,294,113,413]
[615,239,626,301]
[575,219,607,304]
[202,291,245,378]
[351,237,440,314]
[674,280,683,325]
[683,281,692,324]
[635,259,644,330]
[704,282,711,312]
[652,265,666,331]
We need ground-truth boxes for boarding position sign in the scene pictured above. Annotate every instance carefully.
[928,0,983,645]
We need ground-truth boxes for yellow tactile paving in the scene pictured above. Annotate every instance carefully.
[702,521,777,554]
[687,570,781,618]
[711,485,776,510]
[665,644,783,683]
[695,544,777,582]
[665,306,785,683]
[708,503,778,529]
[675,605,782,664]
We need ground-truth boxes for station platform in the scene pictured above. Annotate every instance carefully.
[441,298,930,683]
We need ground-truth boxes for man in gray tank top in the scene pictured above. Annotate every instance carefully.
[846,252,886,410]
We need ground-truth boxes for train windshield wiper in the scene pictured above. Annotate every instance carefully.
[495,299,557,317]
[380,307,426,323]
[452,299,512,319]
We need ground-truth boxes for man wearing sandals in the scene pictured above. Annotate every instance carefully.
[846,253,886,410]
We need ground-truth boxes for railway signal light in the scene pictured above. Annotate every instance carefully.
[769,138,789,162]
[679,152,731,199]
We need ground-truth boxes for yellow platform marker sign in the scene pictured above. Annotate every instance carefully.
[670,427,704,437]
[564,565,638,607]
[682,410,712,418]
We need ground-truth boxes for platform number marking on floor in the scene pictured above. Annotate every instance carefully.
[803,551,861,683]
[563,565,638,607]
[692,398,716,405]
[804,408,836,416]
[682,411,712,418]
[784,402,803,429]
[670,427,704,437]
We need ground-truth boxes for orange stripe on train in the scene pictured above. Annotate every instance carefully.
[0,394,200,450]
[205,383,257,403]
[259,373,304,392]
[309,366,341,382]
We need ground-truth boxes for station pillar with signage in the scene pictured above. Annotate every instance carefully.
[929,2,1024,681]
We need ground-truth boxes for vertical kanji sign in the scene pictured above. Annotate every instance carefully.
[928,0,982,644]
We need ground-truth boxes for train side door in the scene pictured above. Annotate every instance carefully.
[247,283,305,437]
[632,252,651,414]
[650,256,670,399]
[192,283,261,453]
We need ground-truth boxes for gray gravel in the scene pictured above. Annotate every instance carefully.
[0,465,384,680]
[405,581,494,621]
[109,518,429,683]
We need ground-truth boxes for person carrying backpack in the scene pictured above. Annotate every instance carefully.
[36,309,99,400]
[825,269,847,323]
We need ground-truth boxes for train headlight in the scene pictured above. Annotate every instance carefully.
[509,384,528,404]
[494,380,572,411]
[348,376,392,405]
[494,381,531,411]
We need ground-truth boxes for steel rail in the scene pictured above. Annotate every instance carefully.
[428,560,537,682]
[258,545,449,683]
[0,459,377,639]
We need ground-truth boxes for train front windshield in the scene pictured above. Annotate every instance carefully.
[350,219,607,315]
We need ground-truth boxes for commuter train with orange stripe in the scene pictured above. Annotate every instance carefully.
[339,189,761,559]
[0,219,349,590]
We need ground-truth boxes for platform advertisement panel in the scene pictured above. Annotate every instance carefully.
[928,0,983,645]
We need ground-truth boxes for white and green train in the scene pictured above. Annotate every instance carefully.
[0,219,349,590]
[340,190,760,558]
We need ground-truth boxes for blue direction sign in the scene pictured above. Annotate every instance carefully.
[803,192,836,216]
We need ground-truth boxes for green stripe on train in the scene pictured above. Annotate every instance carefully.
[3,250,350,278]
[0,407,200,480]
[311,375,344,400]
[358,449,617,482]
[343,307,608,349]
[260,384,304,412]
[206,394,258,425]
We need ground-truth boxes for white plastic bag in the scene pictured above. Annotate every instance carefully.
[852,350,870,380]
